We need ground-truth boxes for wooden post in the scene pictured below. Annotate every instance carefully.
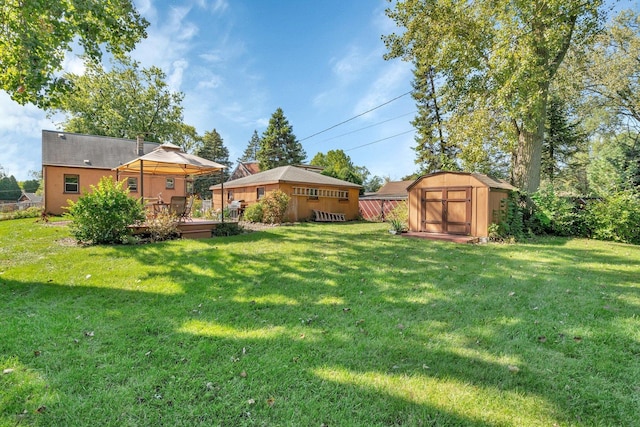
[220,169,224,223]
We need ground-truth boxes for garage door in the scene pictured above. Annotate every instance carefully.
[422,187,471,235]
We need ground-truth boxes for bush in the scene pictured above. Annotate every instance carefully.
[261,190,290,224]
[530,185,584,236]
[586,190,640,245]
[145,211,179,242]
[387,201,408,232]
[65,177,145,244]
[492,192,527,241]
[0,206,42,221]
[212,222,243,237]
[243,203,264,223]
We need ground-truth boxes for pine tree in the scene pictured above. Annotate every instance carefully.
[0,175,22,201]
[543,97,586,189]
[411,62,458,173]
[193,129,232,197]
[258,108,306,170]
[238,130,261,162]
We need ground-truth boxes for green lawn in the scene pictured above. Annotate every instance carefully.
[1,219,639,426]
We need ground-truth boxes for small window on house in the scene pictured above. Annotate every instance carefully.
[228,190,234,201]
[256,187,265,200]
[64,175,79,193]
[166,178,175,189]
[127,177,138,192]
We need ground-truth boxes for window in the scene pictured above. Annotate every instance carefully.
[127,177,138,192]
[64,175,79,193]
[166,178,175,189]
[256,187,265,200]
[227,190,234,201]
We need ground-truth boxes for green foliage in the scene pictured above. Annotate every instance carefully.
[65,177,145,244]
[310,150,368,191]
[0,175,21,201]
[55,58,185,144]
[383,0,605,192]
[261,190,290,224]
[257,108,306,170]
[492,192,527,241]
[586,190,640,244]
[211,222,243,237]
[21,179,40,193]
[238,130,261,162]
[243,202,264,223]
[0,0,147,108]
[530,185,584,237]
[0,206,42,221]
[386,201,408,232]
[193,129,232,197]
[145,211,179,242]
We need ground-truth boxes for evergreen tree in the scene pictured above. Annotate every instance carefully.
[411,61,458,173]
[238,130,261,162]
[0,175,22,201]
[193,129,232,198]
[258,108,306,170]
[542,97,587,189]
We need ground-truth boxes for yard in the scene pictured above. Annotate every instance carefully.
[1,219,639,426]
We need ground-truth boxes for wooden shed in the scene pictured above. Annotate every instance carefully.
[407,172,515,238]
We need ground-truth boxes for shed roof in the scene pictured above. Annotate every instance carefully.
[18,192,42,203]
[42,130,159,169]
[211,165,361,190]
[407,171,516,191]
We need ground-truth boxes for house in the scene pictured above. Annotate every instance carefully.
[17,192,43,210]
[228,161,261,181]
[359,180,413,221]
[210,165,361,222]
[42,130,189,215]
[407,171,515,238]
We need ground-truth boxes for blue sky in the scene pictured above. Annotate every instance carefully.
[0,0,417,182]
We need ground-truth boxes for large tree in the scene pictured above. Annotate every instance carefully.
[310,149,368,186]
[238,130,261,163]
[383,0,605,192]
[193,129,232,198]
[257,108,306,170]
[55,58,186,143]
[0,174,21,201]
[0,0,148,108]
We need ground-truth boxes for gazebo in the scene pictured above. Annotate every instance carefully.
[114,143,227,199]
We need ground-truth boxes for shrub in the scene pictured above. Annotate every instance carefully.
[145,211,179,242]
[386,201,408,233]
[243,203,264,223]
[212,222,243,237]
[492,192,527,241]
[65,177,145,244]
[530,185,584,236]
[261,190,290,224]
[0,206,42,221]
[586,190,640,245]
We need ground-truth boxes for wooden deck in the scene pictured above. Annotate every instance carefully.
[402,231,479,244]
[130,219,230,239]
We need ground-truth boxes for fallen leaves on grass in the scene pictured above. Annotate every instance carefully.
[508,365,520,373]
[538,336,547,343]
[3,368,14,374]
[266,397,275,407]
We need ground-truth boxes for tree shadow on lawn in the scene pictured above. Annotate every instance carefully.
[2,223,639,425]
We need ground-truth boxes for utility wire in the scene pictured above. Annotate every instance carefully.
[299,90,413,142]
[309,110,417,147]
[344,129,415,152]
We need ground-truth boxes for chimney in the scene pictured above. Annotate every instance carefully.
[136,135,144,156]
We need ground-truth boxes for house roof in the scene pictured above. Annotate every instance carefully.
[228,161,261,181]
[42,130,159,170]
[18,192,42,203]
[359,180,412,200]
[406,171,516,191]
[211,165,362,190]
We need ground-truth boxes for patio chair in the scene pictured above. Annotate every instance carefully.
[169,196,187,220]
[181,196,194,222]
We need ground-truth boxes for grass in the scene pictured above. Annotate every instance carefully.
[1,218,639,426]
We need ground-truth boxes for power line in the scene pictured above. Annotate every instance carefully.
[309,110,417,147]
[299,90,413,142]
[344,129,415,152]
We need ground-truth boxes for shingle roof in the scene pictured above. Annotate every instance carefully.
[406,171,516,191]
[42,130,159,169]
[211,165,361,189]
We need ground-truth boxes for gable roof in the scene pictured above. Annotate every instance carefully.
[360,180,413,199]
[18,192,42,203]
[406,171,516,191]
[42,130,159,170]
[211,165,361,190]
[229,161,261,181]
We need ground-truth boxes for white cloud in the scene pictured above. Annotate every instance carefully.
[168,59,189,91]
[352,60,412,120]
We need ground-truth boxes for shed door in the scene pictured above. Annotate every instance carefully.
[421,187,471,235]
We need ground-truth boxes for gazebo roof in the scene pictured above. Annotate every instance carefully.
[114,143,226,176]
